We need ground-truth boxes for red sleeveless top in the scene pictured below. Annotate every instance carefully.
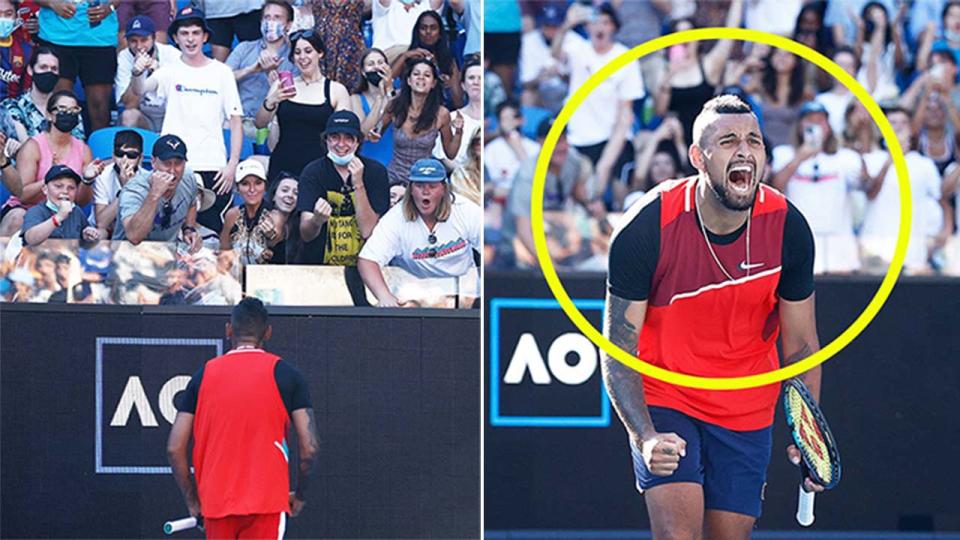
[640,178,788,431]
[192,349,290,518]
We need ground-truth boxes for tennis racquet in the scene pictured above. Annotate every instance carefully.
[782,378,841,527]
[163,515,203,535]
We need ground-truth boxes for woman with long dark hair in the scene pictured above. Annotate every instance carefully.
[653,0,743,146]
[265,171,300,264]
[390,11,462,108]
[363,57,464,185]
[256,29,350,186]
[758,47,809,147]
[350,48,395,165]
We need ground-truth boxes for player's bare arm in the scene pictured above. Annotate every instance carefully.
[601,293,685,476]
[779,293,826,493]
[166,412,201,517]
[290,407,320,515]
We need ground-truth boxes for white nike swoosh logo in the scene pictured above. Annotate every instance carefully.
[739,261,764,270]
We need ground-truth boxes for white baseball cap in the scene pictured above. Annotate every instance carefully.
[236,159,267,182]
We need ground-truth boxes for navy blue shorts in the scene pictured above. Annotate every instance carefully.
[630,406,773,518]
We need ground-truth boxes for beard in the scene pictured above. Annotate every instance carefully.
[707,174,757,211]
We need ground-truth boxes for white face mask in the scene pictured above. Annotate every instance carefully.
[261,20,285,42]
[327,150,355,166]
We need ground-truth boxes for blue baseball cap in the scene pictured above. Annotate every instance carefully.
[539,5,564,26]
[408,159,447,183]
[125,15,155,38]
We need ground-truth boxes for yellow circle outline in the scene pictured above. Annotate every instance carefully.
[531,27,911,390]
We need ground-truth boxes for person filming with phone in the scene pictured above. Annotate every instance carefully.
[771,101,865,274]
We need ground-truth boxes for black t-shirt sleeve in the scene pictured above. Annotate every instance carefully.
[174,365,205,414]
[362,158,391,216]
[607,198,661,301]
[296,161,323,213]
[778,200,815,301]
[274,360,313,414]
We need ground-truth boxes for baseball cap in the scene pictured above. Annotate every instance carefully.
[169,6,210,35]
[153,134,188,161]
[539,5,564,26]
[44,164,81,184]
[236,159,267,182]
[798,101,828,118]
[125,15,155,38]
[408,158,446,183]
[325,110,362,138]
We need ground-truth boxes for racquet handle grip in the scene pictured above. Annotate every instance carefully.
[163,517,197,535]
[796,484,815,527]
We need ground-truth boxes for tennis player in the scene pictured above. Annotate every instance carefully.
[604,95,824,539]
[167,297,319,538]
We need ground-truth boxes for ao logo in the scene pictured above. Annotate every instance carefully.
[110,375,191,427]
[503,332,599,386]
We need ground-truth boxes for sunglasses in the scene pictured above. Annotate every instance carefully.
[290,29,315,43]
[114,149,141,159]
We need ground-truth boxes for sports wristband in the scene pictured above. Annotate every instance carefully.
[181,225,197,234]
[51,215,61,227]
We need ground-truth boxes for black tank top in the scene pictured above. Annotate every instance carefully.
[669,61,716,146]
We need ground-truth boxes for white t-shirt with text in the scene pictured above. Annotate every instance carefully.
[151,57,243,171]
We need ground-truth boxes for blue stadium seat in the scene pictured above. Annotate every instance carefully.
[520,106,551,140]
[87,127,159,165]
[224,129,255,160]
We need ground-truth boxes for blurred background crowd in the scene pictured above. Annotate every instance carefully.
[484,0,960,276]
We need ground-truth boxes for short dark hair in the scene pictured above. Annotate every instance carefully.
[495,98,521,121]
[692,94,757,146]
[29,45,57,70]
[230,297,270,342]
[597,3,620,31]
[114,129,143,152]
[263,0,294,23]
[833,45,861,71]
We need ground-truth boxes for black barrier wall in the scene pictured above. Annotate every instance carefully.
[0,305,479,539]
[485,271,960,533]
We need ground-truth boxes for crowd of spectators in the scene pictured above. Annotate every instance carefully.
[0,0,482,306]
[485,0,960,276]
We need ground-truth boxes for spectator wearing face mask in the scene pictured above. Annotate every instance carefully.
[226,0,296,139]
[35,0,121,132]
[0,90,103,237]
[115,15,181,130]
[350,48,396,166]
[297,111,391,266]
[0,0,33,100]
[0,46,83,143]
[21,164,100,245]
[202,0,265,63]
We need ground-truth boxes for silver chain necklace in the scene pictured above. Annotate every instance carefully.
[694,182,752,281]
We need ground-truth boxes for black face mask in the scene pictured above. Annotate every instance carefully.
[33,71,58,93]
[53,111,80,133]
[364,70,383,87]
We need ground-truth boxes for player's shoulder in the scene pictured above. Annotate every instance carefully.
[610,183,666,246]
